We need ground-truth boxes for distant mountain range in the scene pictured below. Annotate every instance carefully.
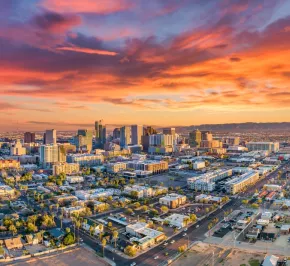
[171,122,290,133]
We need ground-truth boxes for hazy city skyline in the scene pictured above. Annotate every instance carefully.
[1,0,290,130]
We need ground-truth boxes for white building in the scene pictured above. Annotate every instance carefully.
[66,153,104,166]
[0,185,15,198]
[40,144,66,166]
[75,188,121,200]
[164,214,190,228]
[246,142,279,153]
[66,176,84,184]
[149,134,174,147]
[263,184,282,192]
[123,185,153,198]
[126,222,165,249]
[188,169,232,192]
[225,171,259,194]
[193,161,205,170]
[10,140,26,156]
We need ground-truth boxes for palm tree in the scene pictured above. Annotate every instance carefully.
[75,219,81,244]
[112,230,119,248]
[101,238,107,257]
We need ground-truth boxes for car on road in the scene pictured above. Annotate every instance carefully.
[183,233,187,236]
[170,240,175,244]
[163,242,168,246]
[184,228,187,232]
[154,256,159,260]
[130,262,136,266]
[177,227,182,230]
[196,225,199,228]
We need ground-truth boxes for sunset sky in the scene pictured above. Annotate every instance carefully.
[1,0,290,131]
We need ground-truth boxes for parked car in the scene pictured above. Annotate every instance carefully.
[154,256,159,260]
[170,240,175,244]
[130,262,136,266]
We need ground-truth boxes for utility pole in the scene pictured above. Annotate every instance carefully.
[212,251,215,266]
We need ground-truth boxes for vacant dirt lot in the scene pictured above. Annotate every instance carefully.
[12,247,109,266]
[173,242,264,266]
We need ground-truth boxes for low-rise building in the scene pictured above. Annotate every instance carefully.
[53,162,80,176]
[126,222,165,250]
[63,206,86,217]
[159,193,186,209]
[127,160,168,174]
[164,213,190,228]
[75,188,121,200]
[0,159,20,170]
[0,185,15,198]
[107,162,127,173]
[53,194,78,204]
[123,185,153,198]
[263,184,282,192]
[66,153,104,166]
[66,176,84,184]
[193,161,205,170]
[188,169,232,192]
[225,171,259,194]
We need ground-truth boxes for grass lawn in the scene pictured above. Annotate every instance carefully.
[248,259,260,266]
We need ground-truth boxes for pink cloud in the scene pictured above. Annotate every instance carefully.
[56,45,118,56]
[41,0,133,14]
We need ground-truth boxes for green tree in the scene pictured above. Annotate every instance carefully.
[124,245,137,257]
[101,238,107,257]
[63,233,75,245]
[161,206,169,213]
[27,222,38,233]
[113,230,119,248]
[9,224,17,236]
[156,226,164,232]
[189,214,197,222]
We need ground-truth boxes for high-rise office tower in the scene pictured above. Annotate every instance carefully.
[113,128,120,139]
[149,134,174,147]
[201,131,213,141]
[144,126,157,135]
[40,144,66,167]
[95,120,106,147]
[45,129,57,144]
[24,132,35,143]
[120,126,131,148]
[163,128,176,136]
[131,125,143,145]
[189,129,202,147]
[76,129,93,152]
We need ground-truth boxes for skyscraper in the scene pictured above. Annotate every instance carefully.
[120,126,131,148]
[131,125,143,145]
[45,129,57,144]
[95,120,106,147]
[163,128,176,135]
[113,128,120,139]
[189,129,202,147]
[75,129,93,152]
[201,131,213,141]
[40,144,66,167]
[24,132,35,143]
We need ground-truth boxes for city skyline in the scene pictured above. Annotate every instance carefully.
[1,0,290,130]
